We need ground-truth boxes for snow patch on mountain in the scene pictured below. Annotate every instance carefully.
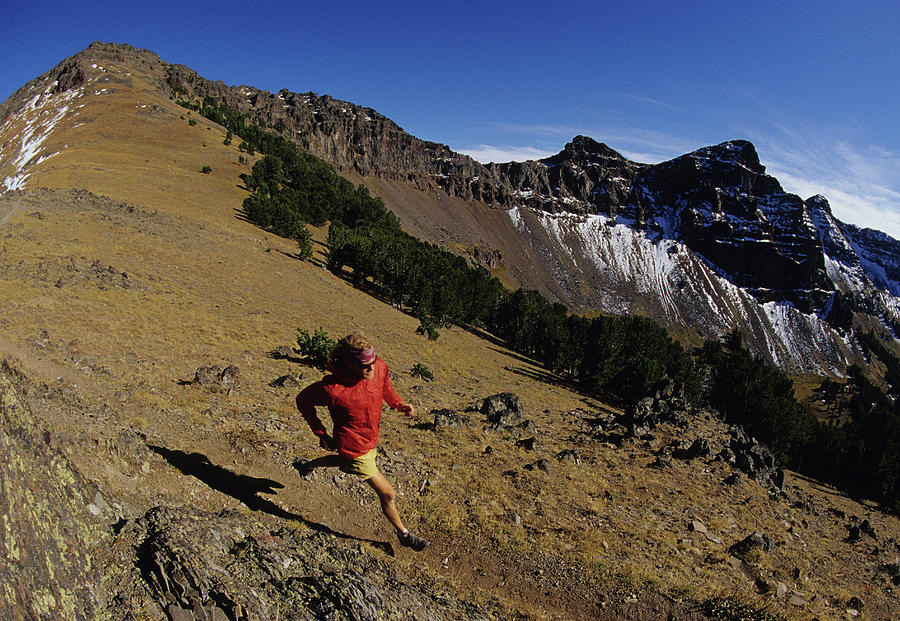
[508,204,852,374]
[1,80,81,192]
[506,206,525,231]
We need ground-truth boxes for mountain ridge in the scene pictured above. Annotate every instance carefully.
[150,41,899,374]
[2,40,898,376]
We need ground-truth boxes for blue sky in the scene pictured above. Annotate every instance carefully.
[3,1,899,239]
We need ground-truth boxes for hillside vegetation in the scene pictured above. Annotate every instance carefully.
[1,42,899,620]
[216,94,900,515]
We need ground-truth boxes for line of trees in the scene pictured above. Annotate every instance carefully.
[234,131,700,405]
[189,92,899,512]
[326,222,503,326]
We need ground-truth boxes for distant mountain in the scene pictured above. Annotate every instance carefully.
[3,41,898,376]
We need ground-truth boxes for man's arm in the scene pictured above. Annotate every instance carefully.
[296,384,338,449]
[296,383,330,438]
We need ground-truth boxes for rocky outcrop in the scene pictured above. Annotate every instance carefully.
[0,359,111,619]
[719,426,786,495]
[0,360,498,620]
[115,506,494,621]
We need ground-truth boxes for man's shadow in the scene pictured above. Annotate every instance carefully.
[147,445,394,555]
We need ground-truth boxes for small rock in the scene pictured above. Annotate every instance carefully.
[194,366,222,386]
[724,472,743,485]
[92,491,111,514]
[270,346,293,359]
[689,520,708,535]
[729,532,773,561]
[269,374,302,388]
[220,365,240,387]
[555,449,581,465]
[524,458,554,474]
[650,456,674,469]
[754,577,772,593]
[515,437,539,451]
[432,409,463,428]
[167,604,194,621]
[674,438,711,460]
[480,393,524,426]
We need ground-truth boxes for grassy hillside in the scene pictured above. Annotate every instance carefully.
[1,49,899,620]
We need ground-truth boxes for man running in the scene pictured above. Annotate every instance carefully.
[294,332,430,551]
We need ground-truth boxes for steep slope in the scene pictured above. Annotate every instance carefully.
[2,42,900,620]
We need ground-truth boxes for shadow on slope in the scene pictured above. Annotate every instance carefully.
[147,444,394,555]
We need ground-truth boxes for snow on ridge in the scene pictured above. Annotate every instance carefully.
[823,254,867,293]
[877,290,900,323]
[838,227,900,297]
[506,206,524,230]
[1,84,82,192]
[534,210,684,321]
[518,206,850,374]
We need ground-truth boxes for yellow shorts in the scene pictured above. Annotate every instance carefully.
[339,448,379,480]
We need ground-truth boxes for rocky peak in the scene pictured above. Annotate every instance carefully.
[542,135,629,167]
[1,41,168,124]
[686,139,766,174]
[806,194,832,215]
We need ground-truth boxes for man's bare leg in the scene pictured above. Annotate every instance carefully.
[365,471,406,532]
[366,471,430,550]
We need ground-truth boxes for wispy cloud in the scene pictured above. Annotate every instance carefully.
[458,144,557,164]
[458,123,703,165]
[618,93,679,110]
[747,123,900,239]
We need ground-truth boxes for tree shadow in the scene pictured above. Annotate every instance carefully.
[232,207,253,224]
[147,444,394,555]
[506,365,599,403]
[459,324,508,350]
[491,346,542,368]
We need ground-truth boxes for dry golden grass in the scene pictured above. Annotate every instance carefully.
[1,55,899,620]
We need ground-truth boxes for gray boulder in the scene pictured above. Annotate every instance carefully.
[432,409,465,429]
[480,393,524,426]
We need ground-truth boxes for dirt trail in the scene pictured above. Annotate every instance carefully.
[0,334,84,387]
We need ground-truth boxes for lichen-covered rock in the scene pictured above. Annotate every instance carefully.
[110,505,495,621]
[0,360,109,620]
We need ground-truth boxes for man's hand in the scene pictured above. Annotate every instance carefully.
[396,403,415,417]
[318,434,336,450]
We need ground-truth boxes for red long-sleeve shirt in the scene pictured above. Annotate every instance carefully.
[295,358,404,458]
